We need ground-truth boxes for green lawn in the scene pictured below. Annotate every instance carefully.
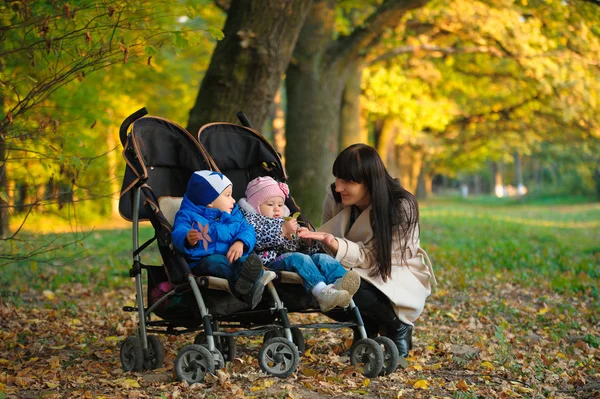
[419,198,600,299]
[1,197,598,303]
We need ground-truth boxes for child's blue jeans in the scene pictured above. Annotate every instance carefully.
[189,254,263,297]
[267,252,346,293]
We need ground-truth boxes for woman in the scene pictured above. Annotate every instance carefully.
[298,144,436,357]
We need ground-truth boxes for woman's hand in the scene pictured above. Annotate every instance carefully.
[227,241,244,263]
[296,227,312,244]
[297,230,338,251]
[282,219,298,239]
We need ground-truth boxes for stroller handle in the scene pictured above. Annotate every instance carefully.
[120,107,149,146]
[236,111,253,129]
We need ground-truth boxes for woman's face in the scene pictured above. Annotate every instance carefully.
[335,178,371,210]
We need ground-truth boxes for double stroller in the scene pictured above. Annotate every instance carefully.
[117,108,403,383]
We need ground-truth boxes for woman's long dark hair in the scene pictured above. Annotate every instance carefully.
[332,144,419,281]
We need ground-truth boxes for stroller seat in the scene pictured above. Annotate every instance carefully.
[158,196,304,291]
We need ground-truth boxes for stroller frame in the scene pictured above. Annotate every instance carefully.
[117,108,399,383]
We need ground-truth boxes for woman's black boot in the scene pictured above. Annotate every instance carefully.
[361,298,413,358]
[383,322,413,358]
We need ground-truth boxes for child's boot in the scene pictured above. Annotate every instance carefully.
[235,254,263,296]
[333,270,361,296]
[316,285,350,312]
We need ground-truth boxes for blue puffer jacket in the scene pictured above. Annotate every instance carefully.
[172,195,256,264]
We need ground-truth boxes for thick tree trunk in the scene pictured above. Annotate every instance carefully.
[285,0,429,222]
[339,62,367,149]
[286,63,346,222]
[186,0,313,134]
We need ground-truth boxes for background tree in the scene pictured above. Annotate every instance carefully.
[284,0,429,222]
[186,0,314,134]
[0,0,223,263]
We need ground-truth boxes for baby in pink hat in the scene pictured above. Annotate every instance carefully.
[238,176,360,312]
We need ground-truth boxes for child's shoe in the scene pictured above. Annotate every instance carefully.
[316,285,350,312]
[235,254,263,295]
[259,270,277,286]
[334,269,361,296]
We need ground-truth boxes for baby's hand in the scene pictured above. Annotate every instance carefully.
[227,241,244,263]
[186,229,201,246]
[282,219,298,239]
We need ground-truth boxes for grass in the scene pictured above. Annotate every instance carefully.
[1,196,598,304]
[419,197,600,299]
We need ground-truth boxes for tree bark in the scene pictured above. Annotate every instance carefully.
[0,59,8,238]
[416,168,432,199]
[339,61,367,149]
[286,0,429,222]
[271,88,286,158]
[0,135,8,238]
[186,0,313,134]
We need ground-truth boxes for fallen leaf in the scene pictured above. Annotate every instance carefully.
[413,379,429,389]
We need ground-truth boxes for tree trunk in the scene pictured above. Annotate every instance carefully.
[375,119,396,168]
[495,161,505,197]
[286,0,428,222]
[286,62,346,221]
[106,120,120,219]
[186,0,313,134]
[416,167,432,200]
[0,135,8,238]
[514,150,525,195]
[271,88,286,158]
[339,61,367,149]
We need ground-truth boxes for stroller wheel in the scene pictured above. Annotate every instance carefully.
[259,337,299,378]
[263,327,305,354]
[374,336,401,375]
[174,344,215,384]
[194,334,237,363]
[120,336,144,372]
[290,327,305,354]
[349,338,384,378]
[143,335,164,370]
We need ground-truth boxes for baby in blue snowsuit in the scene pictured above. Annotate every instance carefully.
[172,170,275,309]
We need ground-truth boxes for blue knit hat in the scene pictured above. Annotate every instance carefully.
[186,170,232,207]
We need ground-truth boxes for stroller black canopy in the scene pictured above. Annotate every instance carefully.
[119,109,217,221]
[197,122,287,200]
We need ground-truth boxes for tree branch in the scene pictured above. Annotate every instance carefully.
[330,0,430,67]
[368,44,504,65]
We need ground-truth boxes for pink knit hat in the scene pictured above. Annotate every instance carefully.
[245,176,290,213]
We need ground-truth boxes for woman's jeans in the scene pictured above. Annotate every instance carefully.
[268,252,347,292]
[189,254,263,297]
